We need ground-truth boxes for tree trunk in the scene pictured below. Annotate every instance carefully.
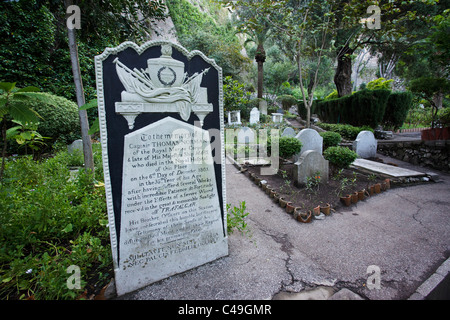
[257,61,264,100]
[66,0,94,174]
[334,45,354,98]
[255,43,266,100]
[0,120,7,183]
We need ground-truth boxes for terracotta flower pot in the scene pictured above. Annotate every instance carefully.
[351,192,359,204]
[295,208,312,223]
[384,178,390,190]
[265,185,272,195]
[313,205,321,216]
[374,183,381,194]
[270,189,277,198]
[286,202,295,214]
[254,177,261,185]
[358,190,365,201]
[279,197,288,208]
[369,185,375,195]
[320,203,331,216]
[273,193,280,203]
[340,195,352,207]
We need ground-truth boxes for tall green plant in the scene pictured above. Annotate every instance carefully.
[0,82,52,181]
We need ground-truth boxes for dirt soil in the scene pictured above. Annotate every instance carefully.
[242,161,388,213]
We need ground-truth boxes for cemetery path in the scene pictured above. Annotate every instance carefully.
[119,155,450,300]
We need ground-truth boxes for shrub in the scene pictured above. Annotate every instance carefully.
[320,131,342,149]
[276,95,297,111]
[7,92,81,145]
[315,89,391,128]
[317,123,373,140]
[366,78,394,90]
[438,107,450,127]
[279,136,302,158]
[323,146,358,169]
[0,152,111,300]
[383,91,413,130]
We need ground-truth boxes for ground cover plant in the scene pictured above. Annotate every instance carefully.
[0,145,112,300]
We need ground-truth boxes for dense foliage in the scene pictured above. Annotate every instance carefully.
[323,146,358,169]
[315,89,391,128]
[0,146,110,300]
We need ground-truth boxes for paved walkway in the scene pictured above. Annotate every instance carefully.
[119,154,450,300]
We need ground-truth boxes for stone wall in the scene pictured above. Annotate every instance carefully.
[377,140,450,172]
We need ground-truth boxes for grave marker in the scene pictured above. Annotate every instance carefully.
[294,128,323,161]
[281,127,296,137]
[249,107,260,124]
[95,41,228,296]
[353,131,377,158]
[293,150,329,186]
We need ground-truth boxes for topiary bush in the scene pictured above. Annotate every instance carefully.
[383,91,413,130]
[319,131,342,149]
[279,136,302,158]
[13,92,81,146]
[268,136,302,158]
[323,146,358,169]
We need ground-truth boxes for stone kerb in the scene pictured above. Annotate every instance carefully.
[353,130,377,159]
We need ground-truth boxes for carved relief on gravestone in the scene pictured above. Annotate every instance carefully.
[114,43,213,129]
[95,41,227,296]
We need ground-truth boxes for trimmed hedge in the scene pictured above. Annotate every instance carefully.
[9,92,81,145]
[315,89,391,128]
[383,91,413,130]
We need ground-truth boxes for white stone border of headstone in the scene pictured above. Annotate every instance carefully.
[95,40,228,289]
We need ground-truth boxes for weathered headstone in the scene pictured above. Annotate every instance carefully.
[228,110,242,125]
[281,127,296,138]
[293,150,329,186]
[237,127,255,144]
[249,107,260,124]
[259,100,267,115]
[353,130,377,158]
[67,139,83,154]
[95,41,228,296]
[295,128,323,160]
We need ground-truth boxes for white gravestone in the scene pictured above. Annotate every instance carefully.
[95,40,228,296]
[293,150,329,186]
[294,128,323,161]
[118,118,226,295]
[353,130,377,158]
[249,107,260,124]
[237,127,255,144]
[281,127,296,138]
